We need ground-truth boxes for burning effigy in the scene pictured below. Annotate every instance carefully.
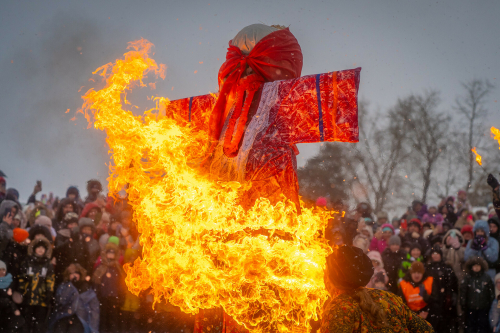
[80,24,360,333]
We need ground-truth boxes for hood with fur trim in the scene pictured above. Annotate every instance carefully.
[443,229,464,247]
[473,220,490,238]
[464,256,489,274]
[28,236,52,258]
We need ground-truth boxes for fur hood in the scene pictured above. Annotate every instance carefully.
[464,256,489,274]
[28,236,52,258]
[443,229,464,247]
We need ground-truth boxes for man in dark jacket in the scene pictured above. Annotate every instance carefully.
[381,235,405,294]
[52,198,80,232]
[54,212,79,248]
[400,218,430,255]
[460,256,495,333]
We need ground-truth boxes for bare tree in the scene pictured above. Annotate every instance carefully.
[389,90,449,203]
[454,79,495,192]
[347,102,410,213]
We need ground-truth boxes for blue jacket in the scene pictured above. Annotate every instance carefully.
[464,220,499,280]
[49,282,100,333]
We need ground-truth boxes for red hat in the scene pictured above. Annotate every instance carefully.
[461,225,473,235]
[13,228,29,243]
[409,218,422,230]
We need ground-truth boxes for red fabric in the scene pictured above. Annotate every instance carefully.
[80,202,100,218]
[208,28,303,157]
[13,228,29,243]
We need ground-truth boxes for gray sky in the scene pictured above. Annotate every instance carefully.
[1,0,499,203]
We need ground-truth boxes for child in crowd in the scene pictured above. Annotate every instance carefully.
[399,261,438,325]
[461,225,474,246]
[93,242,125,333]
[2,228,30,288]
[464,220,499,280]
[460,256,494,333]
[399,243,423,279]
[442,229,466,282]
[79,217,100,266]
[0,260,24,331]
[489,273,500,332]
[366,251,388,290]
[50,263,100,333]
[382,235,405,294]
[54,212,79,247]
[369,223,394,253]
[18,236,55,333]
[401,218,430,255]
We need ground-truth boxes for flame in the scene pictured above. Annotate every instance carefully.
[492,127,500,149]
[471,147,482,166]
[81,39,333,333]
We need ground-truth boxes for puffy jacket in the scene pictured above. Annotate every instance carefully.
[398,252,423,279]
[460,256,494,310]
[399,271,438,313]
[426,260,458,316]
[18,236,55,306]
[381,248,406,294]
[1,241,28,289]
[442,229,465,281]
[464,220,499,280]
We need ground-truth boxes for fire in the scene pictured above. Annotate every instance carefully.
[80,39,333,333]
[492,126,500,149]
[471,147,482,166]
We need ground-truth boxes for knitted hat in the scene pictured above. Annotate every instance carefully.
[461,225,473,235]
[408,218,422,230]
[388,235,401,246]
[34,215,52,229]
[78,217,95,230]
[108,236,120,246]
[410,261,425,274]
[326,245,374,290]
[376,211,388,220]
[13,228,29,243]
[380,223,395,234]
[0,260,6,271]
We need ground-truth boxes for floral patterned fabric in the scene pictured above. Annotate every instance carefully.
[320,289,434,333]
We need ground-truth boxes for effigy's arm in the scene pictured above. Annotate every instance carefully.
[264,68,361,146]
[164,93,217,133]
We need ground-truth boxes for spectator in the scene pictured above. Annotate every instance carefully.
[49,263,100,333]
[489,216,500,273]
[33,215,57,240]
[79,218,100,266]
[80,202,102,225]
[53,226,91,285]
[0,206,14,257]
[391,217,401,235]
[93,242,125,333]
[0,260,25,331]
[369,223,394,253]
[455,208,474,230]
[460,256,494,333]
[54,212,79,248]
[52,198,80,231]
[426,245,458,332]
[442,228,466,282]
[28,224,53,245]
[366,251,388,290]
[66,186,84,210]
[489,273,500,332]
[120,248,141,333]
[1,228,29,289]
[456,190,472,213]
[401,218,430,255]
[399,243,423,279]
[464,220,499,280]
[84,179,102,204]
[375,211,388,228]
[399,261,438,324]
[352,234,370,254]
[461,225,474,246]
[382,235,405,294]
[18,236,55,333]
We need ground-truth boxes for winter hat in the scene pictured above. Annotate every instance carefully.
[495,273,500,297]
[376,211,388,220]
[28,225,53,243]
[66,186,80,198]
[461,225,473,235]
[78,217,95,230]
[326,245,374,290]
[0,260,6,271]
[13,228,29,243]
[408,218,422,231]
[473,220,490,237]
[410,261,425,274]
[410,243,422,254]
[316,197,327,207]
[367,251,384,268]
[6,188,19,201]
[388,235,401,246]
[108,236,120,247]
[63,212,79,227]
[105,242,118,254]
[429,235,443,247]
[34,215,52,229]
[430,245,443,258]
[380,223,395,234]
[423,229,433,239]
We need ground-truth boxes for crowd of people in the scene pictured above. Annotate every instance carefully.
[0,177,196,333]
[1,172,500,333]
[324,173,500,333]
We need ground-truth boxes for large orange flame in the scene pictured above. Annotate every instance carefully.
[471,147,482,166]
[492,127,500,149]
[80,39,334,333]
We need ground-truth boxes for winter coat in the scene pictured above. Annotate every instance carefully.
[320,288,435,333]
[18,236,55,307]
[53,228,91,285]
[426,260,458,317]
[401,232,430,255]
[489,298,500,331]
[54,228,71,248]
[399,271,439,314]
[49,281,100,333]
[0,273,18,315]
[398,252,423,279]
[464,220,499,280]
[0,220,13,256]
[460,256,495,310]
[93,248,125,301]
[442,229,466,281]
[488,216,500,273]
[369,237,388,253]
[493,187,500,222]
[1,241,28,289]
[382,248,406,294]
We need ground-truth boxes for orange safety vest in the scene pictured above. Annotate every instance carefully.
[400,277,433,312]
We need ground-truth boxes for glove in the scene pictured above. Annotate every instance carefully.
[471,235,488,251]
[488,173,500,190]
